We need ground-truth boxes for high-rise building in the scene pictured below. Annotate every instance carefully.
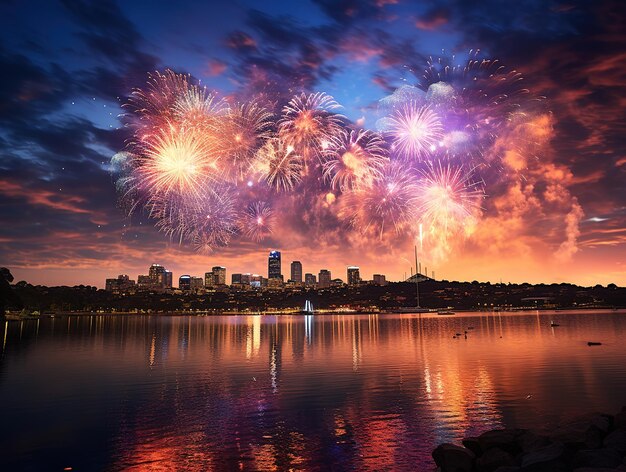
[347,266,360,285]
[190,276,204,291]
[179,275,191,291]
[305,273,316,286]
[231,273,242,285]
[268,250,281,280]
[137,275,152,289]
[318,269,331,289]
[212,266,226,285]
[105,275,136,293]
[205,271,214,287]
[149,263,166,287]
[163,271,173,289]
[373,274,387,286]
[290,261,302,283]
[250,274,263,288]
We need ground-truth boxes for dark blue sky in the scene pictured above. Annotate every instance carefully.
[1,0,624,287]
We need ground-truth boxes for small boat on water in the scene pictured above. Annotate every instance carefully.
[550,321,560,327]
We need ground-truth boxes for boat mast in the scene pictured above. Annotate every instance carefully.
[414,245,421,309]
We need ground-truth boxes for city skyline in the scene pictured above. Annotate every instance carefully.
[107,251,387,290]
[1,1,624,289]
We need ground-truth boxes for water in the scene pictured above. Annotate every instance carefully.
[1,310,625,471]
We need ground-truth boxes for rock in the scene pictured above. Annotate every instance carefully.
[585,425,606,449]
[573,468,624,472]
[478,429,525,455]
[604,430,626,452]
[517,431,551,453]
[432,443,475,472]
[550,414,609,447]
[573,448,622,469]
[462,436,482,456]
[476,447,514,472]
[520,441,567,472]
[614,408,626,431]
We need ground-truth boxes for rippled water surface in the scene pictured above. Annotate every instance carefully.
[1,310,626,471]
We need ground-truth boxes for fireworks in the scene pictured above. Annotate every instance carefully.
[173,85,228,129]
[239,201,274,242]
[113,54,543,259]
[279,92,344,163]
[340,163,419,239]
[384,103,444,160]
[133,124,221,201]
[255,139,303,192]
[221,100,274,182]
[415,161,484,256]
[322,129,388,192]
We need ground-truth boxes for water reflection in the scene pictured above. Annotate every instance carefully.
[1,311,625,470]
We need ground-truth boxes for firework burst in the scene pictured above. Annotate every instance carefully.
[415,161,484,255]
[279,92,344,163]
[239,201,274,242]
[221,100,274,182]
[322,129,388,192]
[153,187,238,250]
[125,70,193,132]
[255,138,303,192]
[131,124,221,202]
[173,84,228,129]
[385,103,444,160]
[340,163,419,239]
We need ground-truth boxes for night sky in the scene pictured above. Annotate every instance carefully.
[1,0,624,287]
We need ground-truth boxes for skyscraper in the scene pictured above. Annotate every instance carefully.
[305,273,316,287]
[212,266,226,285]
[347,266,360,285]
[149,263,167,288]
[290,261,302,283]
[179,275,191,291]
[373,274,387,286]
[268,250,281,280]
[318,269,331,289]
[163,271,173,289]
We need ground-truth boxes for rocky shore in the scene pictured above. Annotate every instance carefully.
[433,407,626,471]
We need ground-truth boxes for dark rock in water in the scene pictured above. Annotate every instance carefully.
[552,414,610,447]
[518,430,552,453]
[585,425,606,449]
[462,436,482,456]
[477,447,514,472]
[572,468,626,472]
[572,448,622,469]
[478,429,525,455]
[587,342,602,346]
[614,407,626,431]
[520,441,567,471]
[604,429,626,452]
[432,443,475,472]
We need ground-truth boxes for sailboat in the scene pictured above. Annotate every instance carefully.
[395,246,430,313]
[302,300,314,315]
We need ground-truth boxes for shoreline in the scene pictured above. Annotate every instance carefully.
[4,307,625,320]
[433,407,626,471]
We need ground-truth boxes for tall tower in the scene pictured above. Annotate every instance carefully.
[290,261,302,283]
[318,269,331,289]
[268,250,282,280]
[347,266,360,285]
[212,266,226,285]
[149,263,166,288]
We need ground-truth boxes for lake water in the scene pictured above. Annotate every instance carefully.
[1,310,625,471]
